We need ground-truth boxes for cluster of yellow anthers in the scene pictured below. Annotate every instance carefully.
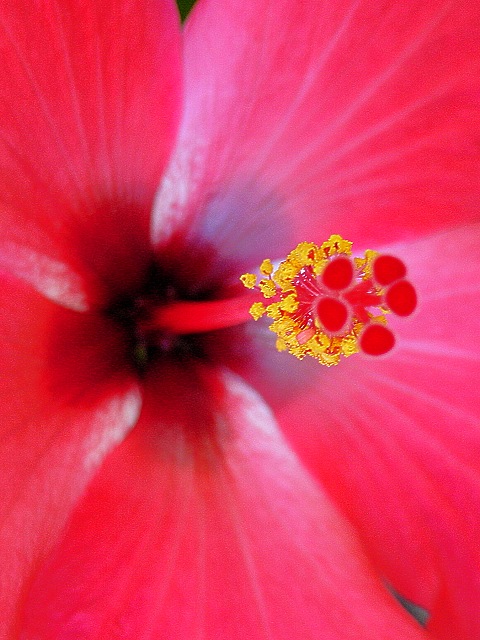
[240,235,388,367]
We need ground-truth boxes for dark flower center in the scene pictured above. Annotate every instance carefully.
[105,260,207,375]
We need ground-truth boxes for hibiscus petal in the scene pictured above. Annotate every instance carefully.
[0,0,182,306]
[0,274,141,638]
[278,223,480,640]
[153,0,480,269]
[19,365,426,639]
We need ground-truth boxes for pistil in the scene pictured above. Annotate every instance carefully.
[145,292,260,335]
[241,235,417,366]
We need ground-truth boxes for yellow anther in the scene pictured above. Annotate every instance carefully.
[240,273,257,289]
[279,294,298,313]
[258,279,277,298]
[291,242,320,266]
[259,259,274,276]
[354,249,378,279]
[274,261,299,291]
[249,302,266,320]
[320,234,352,257]
[265,301,282,319]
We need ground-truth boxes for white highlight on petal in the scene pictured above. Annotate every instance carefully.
[0,241,88,311]
[83,386,142,472]
[400,339,480,362]
[220,369,284,448]
[151,143,204,246]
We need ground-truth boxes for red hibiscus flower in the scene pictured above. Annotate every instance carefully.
[1,1,479,638]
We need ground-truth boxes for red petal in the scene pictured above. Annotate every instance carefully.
[279,223,480,640]
[0,0,182,305]
[19,365,426,639]
[153,0,480,267]
[0,274,141,638]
